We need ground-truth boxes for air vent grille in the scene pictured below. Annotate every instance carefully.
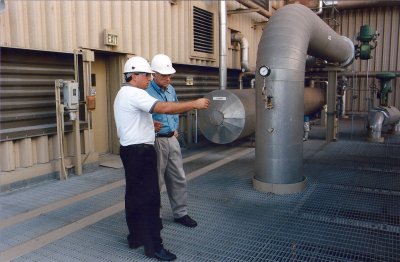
[193,6,214,54]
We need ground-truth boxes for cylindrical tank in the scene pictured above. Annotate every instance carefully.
[198,88,325,144]
[198,89,255,144]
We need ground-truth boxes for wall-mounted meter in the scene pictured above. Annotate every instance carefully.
[63,81,79,110]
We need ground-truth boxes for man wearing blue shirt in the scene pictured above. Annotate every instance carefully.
[146,54,197,228]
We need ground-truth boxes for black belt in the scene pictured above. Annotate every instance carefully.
[156,132,174,138]
[121,143,153,149]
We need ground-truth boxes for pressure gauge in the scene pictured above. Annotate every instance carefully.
[259,65,271,77]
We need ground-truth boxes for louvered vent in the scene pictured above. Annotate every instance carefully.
[193,6,214,54]
[0,47,83,141]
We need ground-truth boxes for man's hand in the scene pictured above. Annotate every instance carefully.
[154,121,162,132]
[193,98,210,110]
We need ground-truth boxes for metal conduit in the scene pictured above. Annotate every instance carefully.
[254,4,354,194]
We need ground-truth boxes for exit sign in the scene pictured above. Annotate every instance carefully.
[104,30,118,46]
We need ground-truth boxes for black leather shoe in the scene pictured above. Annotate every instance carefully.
[147,248,177,261]
[174,215,197,228]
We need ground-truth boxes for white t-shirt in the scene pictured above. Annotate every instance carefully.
[114,84,158,146]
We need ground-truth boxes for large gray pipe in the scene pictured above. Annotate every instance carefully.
[254,4,354,194]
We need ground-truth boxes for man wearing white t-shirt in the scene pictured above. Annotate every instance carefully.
[114,56,209,261]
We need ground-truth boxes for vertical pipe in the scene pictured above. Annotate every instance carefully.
[73,52,82,176]
[366,60,371,111]
[219,0,227,90]
[342,90,346,117]
[186,111,193,144]
[55,80,67,180]
[195,109,198,143]
[73,113,82,176]
[327,70,338,141]
[254,4,354,194]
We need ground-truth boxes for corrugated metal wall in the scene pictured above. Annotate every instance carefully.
[0,0,265,182]
[0,47,79,141]
[0,47,87,175]
[322,5,400,113]
[0,0,265,71]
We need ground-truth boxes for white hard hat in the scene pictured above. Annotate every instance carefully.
[124,56,154,74]
[151,54,176,75]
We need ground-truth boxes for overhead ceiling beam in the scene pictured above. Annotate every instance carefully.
[333,0,400,10]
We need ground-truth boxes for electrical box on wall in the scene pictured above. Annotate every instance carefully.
[63,81,79,110]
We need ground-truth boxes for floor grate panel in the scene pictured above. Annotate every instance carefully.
[6,117,400,261]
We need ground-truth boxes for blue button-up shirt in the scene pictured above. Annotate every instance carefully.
[146,80,179,134]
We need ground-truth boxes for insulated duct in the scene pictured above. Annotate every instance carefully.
[254,4,354,194]
[367,106,400,143]
[198,89,255,144]
[198,88,325,144]
[231,32,250,72]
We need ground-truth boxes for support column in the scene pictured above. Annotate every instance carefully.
[326,68,343,141]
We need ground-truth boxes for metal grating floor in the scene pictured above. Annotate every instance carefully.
[1,116,400,261]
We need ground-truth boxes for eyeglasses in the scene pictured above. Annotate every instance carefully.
[156,73,172,79]
[134,72,152,77]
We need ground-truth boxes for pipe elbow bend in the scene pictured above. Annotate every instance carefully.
[368,111,385,132]
[340,36,355,67]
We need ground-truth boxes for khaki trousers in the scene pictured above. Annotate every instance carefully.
[154,136,188,218]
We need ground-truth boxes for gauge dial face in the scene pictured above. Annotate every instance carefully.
[259,66,270,77]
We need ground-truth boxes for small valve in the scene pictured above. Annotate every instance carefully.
[265,96,273,109]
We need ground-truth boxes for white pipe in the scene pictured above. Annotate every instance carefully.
[231,32,250,72]
[251,78,255,88]
[315,0,323,14]
[219,0,227,90]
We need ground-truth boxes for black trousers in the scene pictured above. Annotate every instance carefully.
[120,144,163,255]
